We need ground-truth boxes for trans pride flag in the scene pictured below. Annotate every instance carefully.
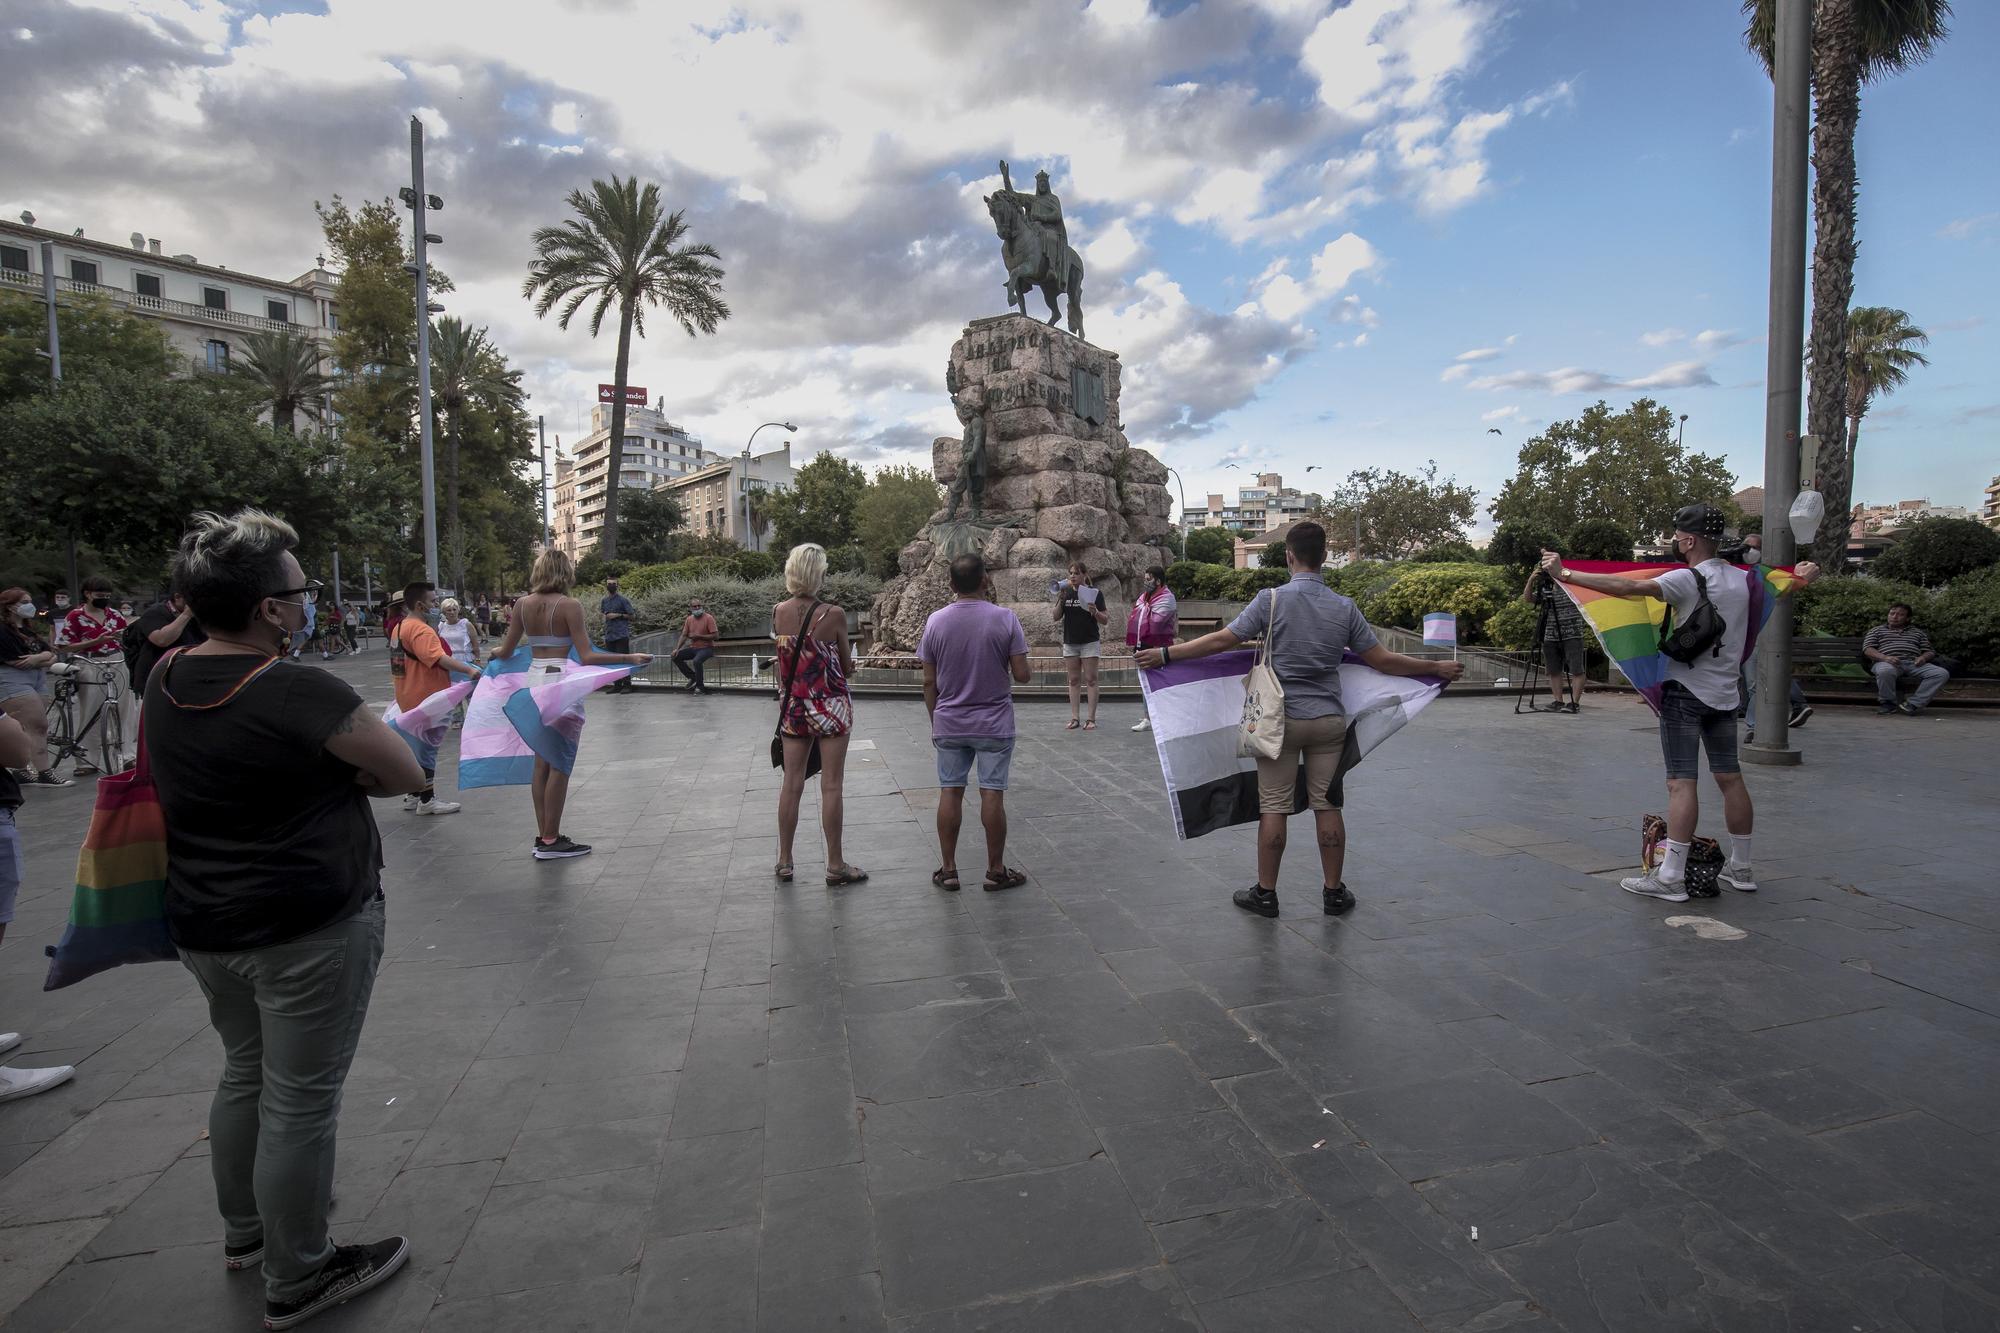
[386,648,635,787]
[1139,651,1446,840]
[1556,560,1805,716]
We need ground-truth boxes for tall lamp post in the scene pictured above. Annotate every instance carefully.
[401,115,446,587]
[1163,466,1191,559]
[743,420,797,551]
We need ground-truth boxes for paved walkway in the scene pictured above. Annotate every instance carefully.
[1,659,1996,1331]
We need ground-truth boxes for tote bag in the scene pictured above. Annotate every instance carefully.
[1237,586,1287,761]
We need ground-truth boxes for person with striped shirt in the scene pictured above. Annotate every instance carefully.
[1864,603,1948,715]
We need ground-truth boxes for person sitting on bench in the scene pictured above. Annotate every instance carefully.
[1864,603,1949,716]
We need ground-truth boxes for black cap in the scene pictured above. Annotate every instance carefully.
[1672,503,1727,540]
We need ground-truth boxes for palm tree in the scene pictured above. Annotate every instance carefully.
[229,328,334,433]
[523,177,729,560]
[1744,0,1951,570]
[428,317,524,593]
[1841,305,1928,483]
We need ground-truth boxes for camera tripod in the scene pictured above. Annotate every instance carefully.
[1511,576,1553,715]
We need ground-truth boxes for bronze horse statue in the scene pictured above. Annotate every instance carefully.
[985,194,1084,339]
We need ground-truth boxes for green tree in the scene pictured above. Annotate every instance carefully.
[228,328,334,433]
[1488,399,1738,543]
[1837,306,1929,529]
[1567,519,1637,561]
[618,488,686,564]
[1259,540,1287,568]
[856,464,942,576]
[524,177,729,560]
[1185,526,1235,565]
[1316,461,1477,560]
[1,290,176,400]
[1869,517,2000,588]
[1744,0,1951,570]
[1412,539,1480,564]
[426,317,524,592]
[767,451,867,552]
[1486,521,1566,576]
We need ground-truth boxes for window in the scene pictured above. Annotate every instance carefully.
[206,340,229,372]
[327,310,339,332]
[0,245,27,273]
[69,259,100,285]
[202,286,228,311]
[266,299,290,323]
[134,272,162,299]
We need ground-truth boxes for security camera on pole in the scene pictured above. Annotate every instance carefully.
[400,115,447,587]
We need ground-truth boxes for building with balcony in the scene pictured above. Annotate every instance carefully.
[659,442,798,551]
[551,455,580,562]
[571,402,712,555]
[0,218,337,376]
[1983,476,1999,530]
[1183,473,1321,535]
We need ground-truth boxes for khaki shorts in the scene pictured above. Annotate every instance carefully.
[1254,713,1348,815]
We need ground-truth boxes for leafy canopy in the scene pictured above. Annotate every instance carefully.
[856,464,942,577]
[767,451,868,553]
[1868,517,2000,589]
[1488,399,1738,543]
[1314,461,1477,560]
[616,488,687,565]
[1184,526,1236,565]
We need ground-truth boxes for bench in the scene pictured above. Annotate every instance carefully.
[1787,635,1995,706]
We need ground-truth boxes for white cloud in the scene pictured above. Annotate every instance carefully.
[1467,361,1717,394]
[1692,328,1752,351]
[1440,364,1472,383]
[1083,217,1145,276]
[550,101,579,135]
[1481,404,1525,423]
[1938,212,1999,240]
[1640,327,1686,347]
[1453,346,1504,362]
[1256,232,1380,322]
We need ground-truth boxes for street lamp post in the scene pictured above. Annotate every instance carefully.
[402,115,446,588]
[1163,466,1190,560]
[743,421,797,551]
[1677,413,1689,450]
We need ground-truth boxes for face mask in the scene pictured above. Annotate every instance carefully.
[15,604,33,619]
[1743,547,1762,565]
[90,596,110,609]
[54,597,69,610]
[120,605,133,617]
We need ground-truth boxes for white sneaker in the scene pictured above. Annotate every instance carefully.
[401,794,420,812]
[0,1064,75,1102]
[1131,719,1151,732]
[0,1033,21,1057]
[1620,871,1689,903]
[415,799,461,816]
[1719,863,1758,893]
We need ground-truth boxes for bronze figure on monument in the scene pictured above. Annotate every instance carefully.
[987,161,1085,338]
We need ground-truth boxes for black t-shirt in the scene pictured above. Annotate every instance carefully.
[144,654,383,952]
[1056,582,1103,645]
[0,766,19,811]
[128,602,207,693]
[0,619,49,666]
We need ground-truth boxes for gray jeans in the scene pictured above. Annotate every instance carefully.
[1873,660,1949,709]
[180,894,386,1301]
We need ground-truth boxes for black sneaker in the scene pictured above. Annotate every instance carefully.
[1232,886,1279,918]
[225,1237,263,1271]
[1563,702,1580,714]
[1323,883,1357,916]
[533,834,593,860]
[1897,700,1922,717]
[1877,703,1897,714]
[1540,701,1566,713]
[1788,704,1812,728]
[28,770,74,787]
[263,1237,409,1330]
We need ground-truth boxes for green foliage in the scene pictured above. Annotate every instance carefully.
[856,464,942,577]
[1488,399,1739,543]
[1188,564,1239,600]
[827,543,871,575]
[1567,519,1637,561]
[767,451,867,552]
[1738,513,1763,536]
[1412,540,1479,564]
[523,176,730,561]
[1928,566,2000,677]
[317,197,430,454]
[575,555,634,587]
[1485,521,1565,575]
[661,531,741,562]
[1314,461,1477,559]
[1164,561,1204,599]
[615,489,686,564]
[1259,540,1287,568]
[1237,568,1289,595]
[1359,563,1513,643]
[1868,518,2000,588]
[588,571,881,639]
[1184,526,1235,565]
[1483,599,1542,652]
[229,328,334,432]
[728,550,779,581]
[1,290,177,398]
[1323,560,1399,604]
[1795,575,1931,639]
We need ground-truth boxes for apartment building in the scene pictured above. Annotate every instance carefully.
[552,455,580,561]
[571,401,712,555]
[659,442,798,550]
[1984,475,1999,530]
[1182,472,1321,534]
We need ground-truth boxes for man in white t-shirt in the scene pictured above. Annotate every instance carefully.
[1540,503,1819,904]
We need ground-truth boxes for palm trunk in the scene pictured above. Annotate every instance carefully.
[1805,0,1861,573]
[275,401,296,434]
[599,307,635,562]
[445,409,464,593]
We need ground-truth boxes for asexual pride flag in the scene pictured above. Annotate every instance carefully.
[1138,650,1446,840]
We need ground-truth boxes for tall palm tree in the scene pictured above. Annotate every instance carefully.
[1744,0,1951,570]
[1840,305,1928,485]
[229,328,334,433]
[523,177,729,560]
[428,317,524,593]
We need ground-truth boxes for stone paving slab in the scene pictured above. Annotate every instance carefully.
[0,657,1997,1330]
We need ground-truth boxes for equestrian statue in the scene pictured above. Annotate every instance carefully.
[986,161,1084,339]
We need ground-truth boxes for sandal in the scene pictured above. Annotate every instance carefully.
[1082,719,1097,730]
[774,862,794,882]
[1065,718,1080,731]
[931,867,962,892]
[826,865,869,887]
[983,866,1028,892]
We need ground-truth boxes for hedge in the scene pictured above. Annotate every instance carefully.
[1796,568,2000,677]
[578,571,882,641]
[1356,562,1514,644]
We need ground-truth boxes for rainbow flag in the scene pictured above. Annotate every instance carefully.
[1557,560,1804,715]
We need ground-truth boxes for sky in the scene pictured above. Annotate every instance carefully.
[3,0,1995,530]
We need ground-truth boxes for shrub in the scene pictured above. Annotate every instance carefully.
[1795,575,1933,639]
[728,550,780,581]
[1412,540,1478,564]
[1323,560,1398,604]
[1483,599,1541,652]
[575,554,633,587]
[819,571,884,613]
[1259,541,1287,569]
[1189,563,1239,600]
[1869,518,2000,588]
[1185,526,1235,565]
[1486,522,1564,575]
[620,563,683,598]
[1568,519,1636,561]
[1362,562,1513,643]
[1165,561,1204,599]
[1231,567,1289,598]
[1927,565,2000,676]
[827,543,871,576]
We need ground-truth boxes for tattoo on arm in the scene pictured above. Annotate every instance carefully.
[332,708,362,735]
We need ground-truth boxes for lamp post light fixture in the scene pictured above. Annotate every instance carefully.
[743,420,797,552]
[1164,466,1190,560]
[403,115,445,586]
[1677,413,1689,450]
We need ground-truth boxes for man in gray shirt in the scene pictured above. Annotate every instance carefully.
[1864,603,1948,715]
[1136,522,1460,919]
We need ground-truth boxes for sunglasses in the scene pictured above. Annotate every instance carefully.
[270,580,324,606]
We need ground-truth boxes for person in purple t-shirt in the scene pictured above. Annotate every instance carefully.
[918,554,1032,892]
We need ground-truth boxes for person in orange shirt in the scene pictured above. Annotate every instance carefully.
[390,581,477,815]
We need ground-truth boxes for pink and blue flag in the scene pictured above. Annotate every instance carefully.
[1422,613,1457,648]
[386,648,635,786]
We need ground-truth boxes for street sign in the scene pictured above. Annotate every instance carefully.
[597,384,648,406]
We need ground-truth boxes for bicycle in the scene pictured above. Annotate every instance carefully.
[46,658,126,776]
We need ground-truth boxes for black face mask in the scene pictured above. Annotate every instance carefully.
[90,597,111,609]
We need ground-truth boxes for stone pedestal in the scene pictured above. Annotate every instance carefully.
[871,314,1174,652]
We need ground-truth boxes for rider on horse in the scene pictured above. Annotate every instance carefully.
[996,165,1070,294]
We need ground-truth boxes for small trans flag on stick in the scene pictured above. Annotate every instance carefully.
[1422,612,1458,658]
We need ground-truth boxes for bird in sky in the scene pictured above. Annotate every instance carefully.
[1222,462,1240,469]
[1486,428,1503,435]
[1305,465,1323,472]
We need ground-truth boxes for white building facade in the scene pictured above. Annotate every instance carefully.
[659,442,798,551]
[0,218,337,375]
[1183,473,1321,535]
[571,402,713,555]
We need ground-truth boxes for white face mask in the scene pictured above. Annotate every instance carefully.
[15,604,34,619]
[1743,547,1763,565]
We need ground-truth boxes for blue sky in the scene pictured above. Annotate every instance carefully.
[5,0,1994,526]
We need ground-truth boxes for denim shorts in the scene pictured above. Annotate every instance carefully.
[934,736,1015,791]
[0,809,21,925]
[1659,681,1739,779]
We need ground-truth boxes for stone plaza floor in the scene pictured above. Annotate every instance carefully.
[0,657,1997,1331]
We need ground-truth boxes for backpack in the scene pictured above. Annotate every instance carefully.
[388,619,409,679]
[1658,570,1725,665]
